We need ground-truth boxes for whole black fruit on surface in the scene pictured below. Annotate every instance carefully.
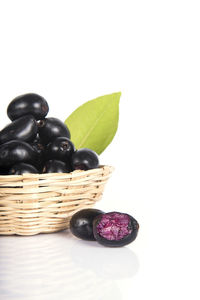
[0,140,38,167]
[9,163,38,175]
[46,137,75,162]
[93,212,139,247]
[0,115,38,145]
[43,159,71,173]
[7,93,49,121]
[70,209,104,241]
[38,117,71,145]
[71,148,99,170]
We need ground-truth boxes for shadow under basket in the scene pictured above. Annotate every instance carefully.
[0,165,114,236]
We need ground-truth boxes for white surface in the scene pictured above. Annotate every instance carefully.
[0,1,200,299]
[0,232,139,300]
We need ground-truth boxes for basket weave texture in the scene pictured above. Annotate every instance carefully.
[0,165,113,236]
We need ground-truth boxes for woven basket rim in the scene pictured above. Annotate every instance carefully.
[0,165,114,180]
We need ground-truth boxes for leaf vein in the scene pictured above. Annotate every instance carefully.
[78,101,112,148]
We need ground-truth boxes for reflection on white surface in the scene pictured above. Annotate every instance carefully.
[70,238,139,280]
[0,230,139,300]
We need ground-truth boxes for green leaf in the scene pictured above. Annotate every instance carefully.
[65,92,121,155]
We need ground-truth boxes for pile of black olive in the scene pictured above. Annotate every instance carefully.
[0,93,99,175]
[70,208,139,247]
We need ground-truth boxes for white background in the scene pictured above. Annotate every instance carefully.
[0,1,200,299]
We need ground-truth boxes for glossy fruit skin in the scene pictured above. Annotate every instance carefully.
[30,134,45,171]
[93,212,139,247]
[46,137,75,162]
[70,209,104,241]
[9,163,38,175]
[43,159,71,173]
[7,93,49,121]
[71,148,99,171]
[0,115,38,145]
[30,135,44,155]
[0,140,38,167]
[38,117,71,145]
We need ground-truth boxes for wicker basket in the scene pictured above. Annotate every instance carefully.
[0,165,113,236]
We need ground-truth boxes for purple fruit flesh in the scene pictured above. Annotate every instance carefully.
[93,212,139,247]
[96,212,132,240]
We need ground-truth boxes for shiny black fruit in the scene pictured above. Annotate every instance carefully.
[0,140,38,167]
[70,209,104,241]
[93,212,139,247]
[0,115,38,145]
[46,137,75,162]
[38,118,71,145]
[30,134,45,170]
[9,163,38,175]
[71,148,99,170]
[7,93,49,121]
[30,135,45,155]
[43,159,70,173]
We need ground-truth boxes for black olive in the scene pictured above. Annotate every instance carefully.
[71,148,99,171]
[42,159,71,173]
[70,209,104,241]
[7,93,49,121]
[0,140,38,167]
[93,212,139,247]
[46,137,75,162]
[0,115,38,145]
[9,163,38,175]
[38,117,71,145]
